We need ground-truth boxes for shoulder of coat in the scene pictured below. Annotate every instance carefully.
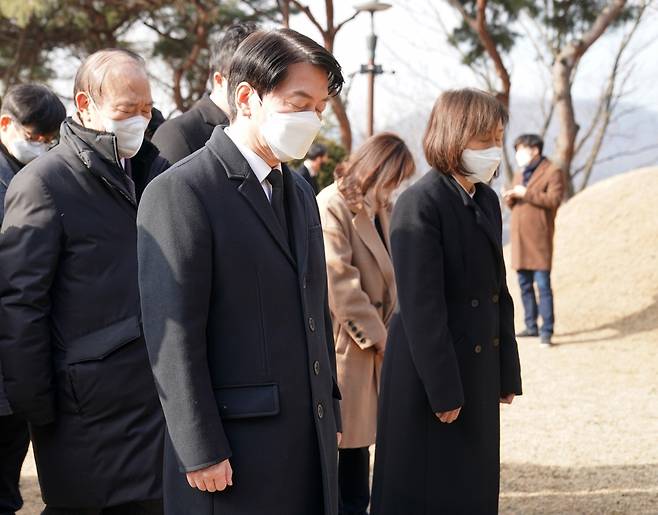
[317,182,348,213]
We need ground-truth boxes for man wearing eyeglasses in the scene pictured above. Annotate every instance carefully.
[0,84,65,223]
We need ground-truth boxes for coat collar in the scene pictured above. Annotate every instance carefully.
[351,205,395,296]
[206,125,305,270]
[526,158,552,190]
[60,118,161,208]
[442,173,503,259]
[195,94,229,128]
[61,118,137,206]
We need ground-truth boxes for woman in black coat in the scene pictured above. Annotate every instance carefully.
[371,89,522,514]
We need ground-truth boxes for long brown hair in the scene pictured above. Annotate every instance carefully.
[423,88,508,177]
[335,132,415,211]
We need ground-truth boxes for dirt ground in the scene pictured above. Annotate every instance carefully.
[17,168,658,514]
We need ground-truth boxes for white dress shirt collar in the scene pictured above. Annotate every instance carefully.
[225,126,282,202]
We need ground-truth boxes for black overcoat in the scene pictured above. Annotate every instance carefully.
[371,171,522,515]
[151,94,228,165]
[137,126,342,515]
[0,119,167,508]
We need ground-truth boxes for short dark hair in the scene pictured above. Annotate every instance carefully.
[227,28,344,120]
[514,134,544,154]
[1,83,66,136]
[307,143,327,160]
[209,22,258,78]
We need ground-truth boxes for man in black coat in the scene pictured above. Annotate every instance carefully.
[0,49,166,514]
[295,143,327,194]
[137,29,345,515]
[0,83,65,515]
[152,22,256,165]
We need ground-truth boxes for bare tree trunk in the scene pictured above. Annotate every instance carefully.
[286,0,358,153]
[552,58,578,197]
[330,96,352,155]
[551,0,626,198]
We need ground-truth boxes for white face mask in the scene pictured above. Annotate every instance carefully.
[89,96,149,159]
[515,148,533,168]
[462,146,502,184]
[252,92,322,162]
[9,138,49,164]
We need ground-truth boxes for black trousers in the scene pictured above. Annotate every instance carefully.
[42,499,163,515]
[338,447,370,515]
[0,414,29,515]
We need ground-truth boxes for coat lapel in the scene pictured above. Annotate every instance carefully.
[526,158,550,191]
[207,127,296,268]
[283,166,308,273]
[352,209,396,296]
[444,175,502,270]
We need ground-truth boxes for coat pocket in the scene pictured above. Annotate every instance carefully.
[214,384,280,420]
[64,315,141,365]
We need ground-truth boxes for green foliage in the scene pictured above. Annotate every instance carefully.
[289,134,348,190]
[0,0,277,106]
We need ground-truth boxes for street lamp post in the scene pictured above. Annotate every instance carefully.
[354,1,392,137]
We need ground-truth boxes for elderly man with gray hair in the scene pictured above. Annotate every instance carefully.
[0,48,167,514]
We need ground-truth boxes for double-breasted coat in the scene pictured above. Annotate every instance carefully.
[137,126,342,515]
[371,171,522,514]
[317,182,395,449]
[0,118,167,508]
[508,157,564,271]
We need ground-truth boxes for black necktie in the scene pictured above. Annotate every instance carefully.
[267,169,289,242]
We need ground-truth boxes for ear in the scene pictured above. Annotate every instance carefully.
[0,114,11,131]
[213,72,224,89]
[234,82,254,118]
[75,91,91,113]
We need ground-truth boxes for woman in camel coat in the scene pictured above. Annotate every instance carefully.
[317,133,415,515]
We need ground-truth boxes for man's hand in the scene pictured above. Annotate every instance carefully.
[186,459,233,492]
[435,407,461,424]
[500,394,515,404]
[512,185,527,198]
[337,432,342,446]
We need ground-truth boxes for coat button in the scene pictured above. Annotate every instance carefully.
[492,294,500,303]
[360,338,366,344]
[474,344,482,354]
[317,403,324,419]
[471,299,480,308]
[313,361,320,375]
[308,317,315,332]
[356,331,363,338]
[493,337,500,347]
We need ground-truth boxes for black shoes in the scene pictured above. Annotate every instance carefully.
[540,334,552,347]
[516,328,539,338]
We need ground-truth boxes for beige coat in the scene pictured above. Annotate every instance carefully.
[317,183,396,449]
[508,158,565,271]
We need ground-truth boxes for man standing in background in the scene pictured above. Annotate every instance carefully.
[0,82,65,515]
[152,22,257,164]
[296,142,328,194]
[504,134,565,347]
